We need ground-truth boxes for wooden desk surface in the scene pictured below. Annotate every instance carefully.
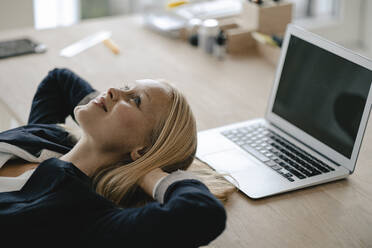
[0,15,371,248]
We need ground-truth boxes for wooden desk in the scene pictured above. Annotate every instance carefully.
[0,15,371,248]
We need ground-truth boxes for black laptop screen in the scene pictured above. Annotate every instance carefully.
[272,35,372,158]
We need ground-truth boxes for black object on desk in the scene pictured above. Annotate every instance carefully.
[0,38,46,59]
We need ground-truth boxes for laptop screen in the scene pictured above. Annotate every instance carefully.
[272,35,372,158]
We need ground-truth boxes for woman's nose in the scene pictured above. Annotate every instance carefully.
[107,88,118,101]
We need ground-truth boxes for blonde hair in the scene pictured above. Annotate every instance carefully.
[60,81,235,207]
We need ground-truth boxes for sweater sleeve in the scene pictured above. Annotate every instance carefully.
[88,180,227,247]
[27,68,99,125]
[153,170,201,203]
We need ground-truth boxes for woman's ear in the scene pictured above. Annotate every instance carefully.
[130,146,145,161]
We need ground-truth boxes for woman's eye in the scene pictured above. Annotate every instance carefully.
[133,96,141,107]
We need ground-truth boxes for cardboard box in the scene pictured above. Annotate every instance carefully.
[256,41,282,65]
[240,1,293,35]
[225,27,256,54]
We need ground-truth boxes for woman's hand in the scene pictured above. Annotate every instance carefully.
[139,168,169,197]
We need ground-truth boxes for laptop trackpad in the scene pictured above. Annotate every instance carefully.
[201,149,293,199]
[201,149,261,174]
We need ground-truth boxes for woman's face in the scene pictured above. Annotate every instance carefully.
[74,79,171,159]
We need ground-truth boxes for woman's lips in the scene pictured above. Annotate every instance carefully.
[92,97,107,112]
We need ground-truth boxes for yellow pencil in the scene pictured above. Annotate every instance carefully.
[251,31,278,47]
[167,0,188,8]
[103,38,120,55]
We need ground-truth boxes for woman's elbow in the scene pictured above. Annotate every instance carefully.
[183,199,227,245]
[203,202,227,239]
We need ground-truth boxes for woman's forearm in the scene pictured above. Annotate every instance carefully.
[27,68,98,124]
[139,168,168,198]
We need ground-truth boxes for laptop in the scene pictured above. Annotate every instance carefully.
[196,24,372,199]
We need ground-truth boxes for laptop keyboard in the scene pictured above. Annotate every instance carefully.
[221,123,335,182]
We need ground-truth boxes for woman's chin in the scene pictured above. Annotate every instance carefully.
[74,105,94,125]
[74,105,85,120]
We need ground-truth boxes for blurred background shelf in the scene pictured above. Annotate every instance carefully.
[0,0,370,58]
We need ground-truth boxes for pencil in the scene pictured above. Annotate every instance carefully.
[167,1,188,8]
[103,38,120,55]
[251,32,278,47]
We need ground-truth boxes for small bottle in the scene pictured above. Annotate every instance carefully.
[198,19,219,54]
[189,33,199,47]
[187,18,202,47]
[213,30,227,60]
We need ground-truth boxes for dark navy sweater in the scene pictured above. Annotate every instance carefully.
[0,68,226,247]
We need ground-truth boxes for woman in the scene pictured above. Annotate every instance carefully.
[0,68,231,247]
